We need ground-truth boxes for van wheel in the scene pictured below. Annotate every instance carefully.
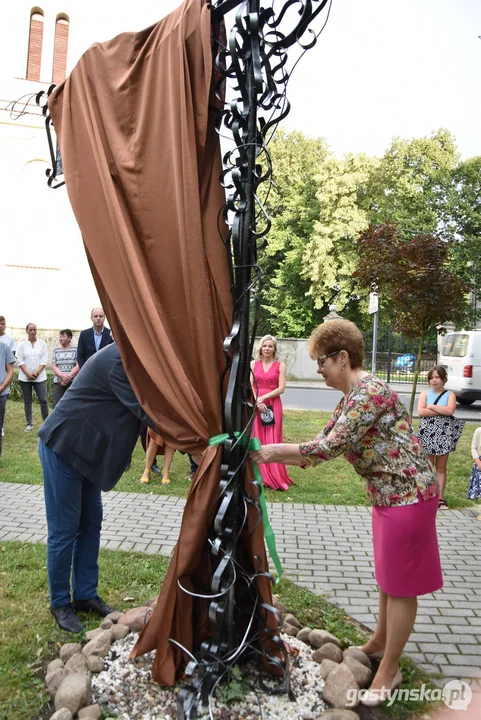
[456,397,474,406]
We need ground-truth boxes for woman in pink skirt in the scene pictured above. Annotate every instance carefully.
[251,320,443,706]
[250,335,293,490]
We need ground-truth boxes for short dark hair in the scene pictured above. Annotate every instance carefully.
[59,329,73,339]
[26,323,36,331]
[427,365,448,383]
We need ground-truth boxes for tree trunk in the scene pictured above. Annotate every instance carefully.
[409,328,426,419]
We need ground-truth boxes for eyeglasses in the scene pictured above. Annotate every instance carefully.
[316,350,340,369]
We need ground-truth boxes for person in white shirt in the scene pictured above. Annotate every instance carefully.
[16,323,49,432]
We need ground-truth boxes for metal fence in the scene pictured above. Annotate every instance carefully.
[364,327,438,384]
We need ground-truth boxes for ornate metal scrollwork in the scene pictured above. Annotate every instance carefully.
[176,1,332,718]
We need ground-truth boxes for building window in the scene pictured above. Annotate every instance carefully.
[52,15,69,83]
[26,9,44,81]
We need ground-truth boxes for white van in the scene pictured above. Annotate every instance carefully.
[439,331,481,406]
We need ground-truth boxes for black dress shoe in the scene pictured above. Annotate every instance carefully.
[50,604,84,633]
[151,463,162,474]
[73,595,116,617]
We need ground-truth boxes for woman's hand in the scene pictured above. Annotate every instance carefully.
[251,446,275,464]
[257,401,268,414]
[250,443,308,467]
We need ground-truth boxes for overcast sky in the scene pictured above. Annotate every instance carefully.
[157,0,480,160]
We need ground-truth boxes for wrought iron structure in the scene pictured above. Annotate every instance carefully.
[177,1,332,717]
[11,1,332,716]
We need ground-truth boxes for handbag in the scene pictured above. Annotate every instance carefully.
[260,405,275,427]
[418,390,465,451]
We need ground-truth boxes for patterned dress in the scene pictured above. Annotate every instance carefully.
[299,374,438,507]
[252,360,293,491]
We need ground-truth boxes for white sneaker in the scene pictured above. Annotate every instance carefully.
[25,425,33,432]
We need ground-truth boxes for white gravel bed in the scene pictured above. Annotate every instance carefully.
[92,631,327,719]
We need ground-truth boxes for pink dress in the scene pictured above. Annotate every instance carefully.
[252,360,293,491]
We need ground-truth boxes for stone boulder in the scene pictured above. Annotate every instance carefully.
[54,673,91,714]
[342,647,371,669]
[145,596,158,608]
[64,652,89,676]
[272,596,288,615]
[99,618,113,630]
[104,610,123,624]
[319,710,360,720]
[309,629,342,649]
[49,709,73,720]
[59,643,82,664]
[116,606,153,632]
[86,655,105,673]
[46,668,67,694]
[296,627,312,643]
[282,622,299,637]
[82,630,112,659]
[320,658,338,680]
[85,628,105,642]
[284,613,302,630]
[46,658,64,674]
[342,657,372,688]
[110,623,130,642]
[322,663,359,709]
[312,642,343,664]
[78,704,102,719]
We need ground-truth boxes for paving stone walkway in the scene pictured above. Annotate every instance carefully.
[1,481,480,688]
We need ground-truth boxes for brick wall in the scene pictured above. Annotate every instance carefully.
[26,14,44,81]
[52,19,69,83]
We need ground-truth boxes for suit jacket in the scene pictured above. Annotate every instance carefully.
[38,343,153,491]
[77,326,113,367]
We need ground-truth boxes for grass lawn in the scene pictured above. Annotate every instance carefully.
[1,401,476,508]
[0,541,437,720]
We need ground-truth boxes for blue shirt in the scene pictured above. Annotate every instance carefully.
[93,329,103,352]
[0,343,15,396]
[427,388,449,406]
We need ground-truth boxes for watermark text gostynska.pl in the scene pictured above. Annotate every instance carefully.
[346,680,473,710]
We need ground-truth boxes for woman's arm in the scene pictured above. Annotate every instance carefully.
[471,428,481,461]
[251,442,307,466]
[417,390,438,417]
[51,361,64,380]
[427,391,456,416]
[258,362,287,403]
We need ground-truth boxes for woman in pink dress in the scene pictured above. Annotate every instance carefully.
[251,335,293,491]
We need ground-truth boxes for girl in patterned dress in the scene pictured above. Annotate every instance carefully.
[417,367,457,509]
[251,320,442,706]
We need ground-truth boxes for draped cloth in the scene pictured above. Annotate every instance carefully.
[49,0,276,686]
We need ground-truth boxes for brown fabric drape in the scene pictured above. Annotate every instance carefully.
[49,0,276,686]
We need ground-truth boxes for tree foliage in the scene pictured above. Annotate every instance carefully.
[355,223,470,415]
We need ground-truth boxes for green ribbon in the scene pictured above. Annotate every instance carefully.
[208,432,283,582]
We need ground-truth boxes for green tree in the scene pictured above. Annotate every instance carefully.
[355,223,470,416]
[302,152,378,312]
[367,129,459,235]
[259,130,330,336]
[445,156,481,324]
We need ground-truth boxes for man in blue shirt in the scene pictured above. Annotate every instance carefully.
[77,308,113,368]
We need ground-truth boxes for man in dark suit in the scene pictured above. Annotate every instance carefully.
[38,343,154,632]
[76,307,113,368]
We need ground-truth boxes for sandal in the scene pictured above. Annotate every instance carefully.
[140,473,150,484]
[162,477,170,485]
[438,498,448,509]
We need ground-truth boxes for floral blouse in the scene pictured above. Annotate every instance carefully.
[299,375,439,507]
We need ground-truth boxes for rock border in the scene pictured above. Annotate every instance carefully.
[46,597,373,718]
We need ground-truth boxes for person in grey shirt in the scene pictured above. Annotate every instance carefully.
[0,342,15,469]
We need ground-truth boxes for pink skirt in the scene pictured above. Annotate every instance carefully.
[372,491,443,597]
